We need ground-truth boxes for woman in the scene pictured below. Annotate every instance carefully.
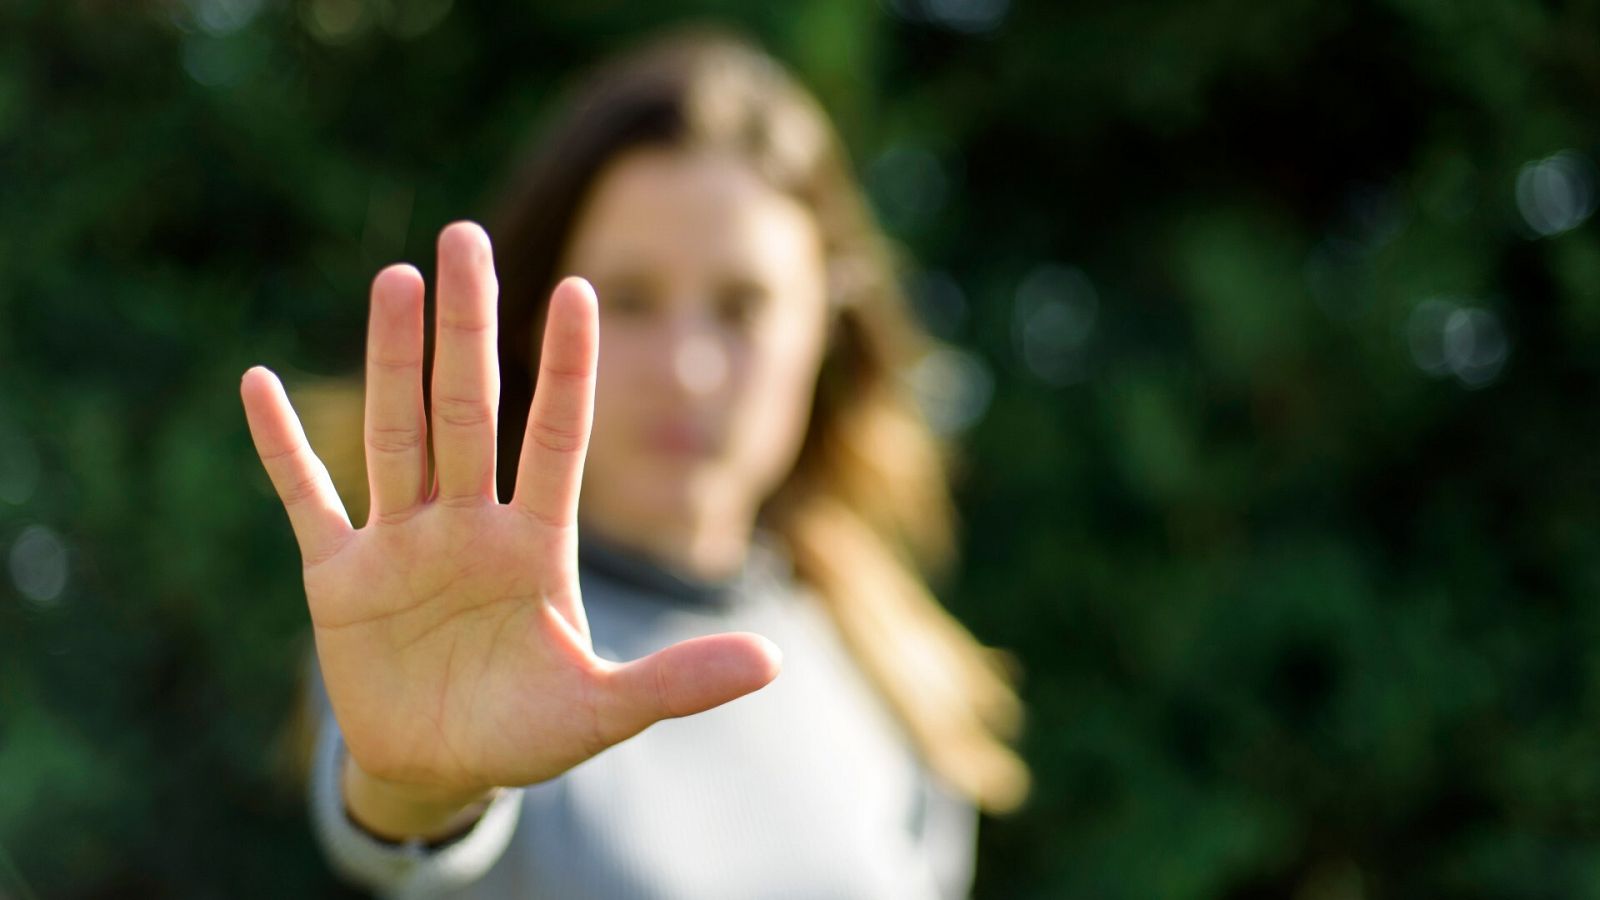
[241,27,1027,898]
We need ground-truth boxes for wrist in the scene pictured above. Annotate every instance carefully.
[340,753,499,844]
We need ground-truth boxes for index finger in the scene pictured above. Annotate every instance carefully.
[511,276,598,528]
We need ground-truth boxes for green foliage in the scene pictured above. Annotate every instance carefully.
[4,0,1600,896]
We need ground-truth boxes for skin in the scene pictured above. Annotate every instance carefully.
[238,147,832,840]
[567,146,832,580]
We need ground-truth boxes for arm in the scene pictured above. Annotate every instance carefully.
[307,698,524,894]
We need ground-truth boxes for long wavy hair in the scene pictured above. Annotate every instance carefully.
[294,25,1028,813]
[496,26,1027,813]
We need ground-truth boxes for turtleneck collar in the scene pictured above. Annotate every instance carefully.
[575,526,790,608]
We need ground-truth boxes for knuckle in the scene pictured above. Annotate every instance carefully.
[369,354,420,373]
[582,673,613,757]
[527,419,583,454]
[538,364,589,383]
[301,542,345,570]
[432,395,494,428]
[438,316,494,336]
[436,491,487,510]
[514,502,572,530]
[280,473,325,507]
[367,425,424,455]
[372,506,423,527]
[653,658,678,720]
[259,443,300,464]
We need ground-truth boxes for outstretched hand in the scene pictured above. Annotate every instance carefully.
[241,222,781,802]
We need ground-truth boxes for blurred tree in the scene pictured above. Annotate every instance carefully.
[3,0,1600,897]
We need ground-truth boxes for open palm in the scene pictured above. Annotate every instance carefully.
[241,222,780,796]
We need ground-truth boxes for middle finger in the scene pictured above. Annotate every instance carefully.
[429,221,500,503]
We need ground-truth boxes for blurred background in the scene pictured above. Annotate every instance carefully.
[5,0,1600,896]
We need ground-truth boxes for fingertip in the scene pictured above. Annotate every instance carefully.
[748,634,783,684]
[439,219,492,257]
[240,365,279,397]
[375,262,424,290]
[554,275,598,311]
[372,264,425,318]
[545,277,600,350]
[713,633,782,692]
[239,367,287,437]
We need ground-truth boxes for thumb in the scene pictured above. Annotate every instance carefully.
[595,632,782,747]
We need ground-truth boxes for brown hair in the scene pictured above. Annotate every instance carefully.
[485,26,1029,813]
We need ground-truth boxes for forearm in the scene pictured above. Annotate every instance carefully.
[341,754,499,843]
[309,715,524,892]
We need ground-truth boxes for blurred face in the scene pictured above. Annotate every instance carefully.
[555,146,831,562]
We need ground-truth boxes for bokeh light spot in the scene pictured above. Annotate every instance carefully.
[1013,263,1098,385]
[188,0,263,35]
[10,525,68,609]
[1407,297,1509,388]
[906,346,994,434]
[303,0,372,44]
[1516,150,1597,237]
